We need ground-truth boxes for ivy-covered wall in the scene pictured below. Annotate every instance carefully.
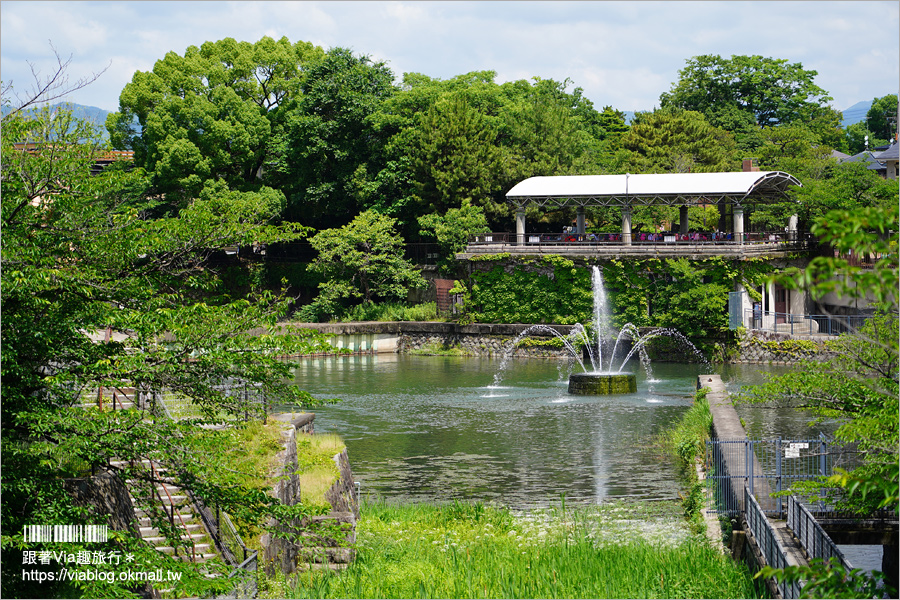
[455,255,775,349]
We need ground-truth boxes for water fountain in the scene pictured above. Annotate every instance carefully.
[492,266,708,395]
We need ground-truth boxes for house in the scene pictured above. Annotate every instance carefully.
[839,149,887,177]
[873,141,899,179]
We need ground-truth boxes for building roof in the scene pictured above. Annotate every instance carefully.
[505,171,802,208]
[874,142,899,162]
[840,150,887,172]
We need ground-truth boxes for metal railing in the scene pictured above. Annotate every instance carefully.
[706,436,863,517]
[134,379,271,423]
[744,309,875,336]
[745,487,803,599]
[469,230,813,247]
[786,495,852,570]
[138,385,260,597]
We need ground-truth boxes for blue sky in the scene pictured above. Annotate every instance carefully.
[1,1,898,115]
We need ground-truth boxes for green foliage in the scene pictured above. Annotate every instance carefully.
[623,108,739,173]
[339,301,438,323]
[108,36,323,207]
[464,257,593,325]
[2,98,334,598]
[660,54,837,130]
[457,257,770,353]
[757,160,900,232]
[418,199,490,273]
[409,94,502,216]
[741,205,898,519]
[758,557,894,599]
[308,210,426,316]
[864,94,898,143]
[269,499,762,599]
[268,47,397,227]
[661,387,713,468]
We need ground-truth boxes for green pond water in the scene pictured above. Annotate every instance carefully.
[289,355,830,508]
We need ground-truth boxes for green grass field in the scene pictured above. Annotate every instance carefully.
[261,498,765,599]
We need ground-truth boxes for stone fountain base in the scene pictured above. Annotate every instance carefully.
[568,372,637,395]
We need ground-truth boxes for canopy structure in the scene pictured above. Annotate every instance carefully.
[505,171,801,245]
[506,171,801,209]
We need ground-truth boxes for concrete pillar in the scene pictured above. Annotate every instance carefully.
[622,206,632,246]
[576,207,586,235]
[733,204,744,245]
[679,205,689,235]
[515,207,526,246]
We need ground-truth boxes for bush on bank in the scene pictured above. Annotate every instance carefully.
[453,255,774,353]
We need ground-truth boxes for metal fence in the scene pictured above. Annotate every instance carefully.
[786,495,852,570]
[745,487,803,599]
[744,309,875,337]
[706,436,863,517]
[468,230,814,247]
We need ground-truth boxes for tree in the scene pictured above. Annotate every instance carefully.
[307,210,426,317]
[751,159,899,232]
[865,94,898,142]
[2,79,333,597]
[660,54,838,130]
[622,108,738,173]
[418,200,490,273]
[408,94,502,216]
[107,36,323,207]
[741,204,899,595]
[267,47,397,227]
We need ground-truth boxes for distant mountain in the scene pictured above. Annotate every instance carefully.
[840,100,873,128]
[1,102,112,137]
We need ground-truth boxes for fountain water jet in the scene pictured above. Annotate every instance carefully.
[491,266,709,395]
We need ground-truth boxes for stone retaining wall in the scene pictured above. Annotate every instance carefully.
[735,329,836,365]
[262,413,358,575]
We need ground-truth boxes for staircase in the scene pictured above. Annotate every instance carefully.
[110,459,218,563]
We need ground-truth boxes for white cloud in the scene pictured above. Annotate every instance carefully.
[1,1,896,113]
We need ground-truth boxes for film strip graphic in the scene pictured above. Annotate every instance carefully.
[23,525,109,543]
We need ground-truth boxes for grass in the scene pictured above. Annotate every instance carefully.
[259,498,765,599]
[338,301,442,323]
[407,341,471,356]
[659,387,713,468]
[295,433,347,509]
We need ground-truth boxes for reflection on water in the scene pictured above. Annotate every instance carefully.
[288,355,836,508]
[719,363,841,439]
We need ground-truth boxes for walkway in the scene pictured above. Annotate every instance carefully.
[698,375,898,599]
[459,235,809,260]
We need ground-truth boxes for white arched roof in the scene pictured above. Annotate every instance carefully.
[505,171,801,208]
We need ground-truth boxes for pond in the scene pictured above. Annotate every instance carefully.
[290,355,828,509]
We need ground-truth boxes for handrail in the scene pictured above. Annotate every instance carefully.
[149,460,196,563]
[745,487,802,599]
[744,308,877,336]
[786,495,852,570]
[469,230,814,246]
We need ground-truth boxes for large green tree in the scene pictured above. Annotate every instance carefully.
[3,88,331,597]
[660,54,839,129]
[107,36,323,207]
[267,47,397,227]
[622,108,739,174]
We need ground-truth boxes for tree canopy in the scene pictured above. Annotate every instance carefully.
[659,54,839,130]
[2,84,333,598]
